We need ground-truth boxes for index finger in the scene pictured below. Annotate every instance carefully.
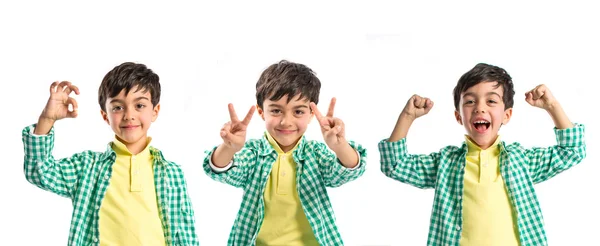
[326,97,336,117]
[310,102,324,121]
[228,103,239,122]
[241,106,256,125]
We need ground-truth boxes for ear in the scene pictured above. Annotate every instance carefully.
[101,110,110,125]
[454,110,463,125]
[256,104,265,120]
[502,107,513,125]
[152,104,161,122]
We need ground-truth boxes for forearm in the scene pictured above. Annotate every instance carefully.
[389,112,415,142]
[546,102,573,129]
[34,116,55,135]
[211,144,238,168]
[333,141,359,168]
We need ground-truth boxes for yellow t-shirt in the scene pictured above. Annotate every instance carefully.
[459,136,520,246]
[99,137,165,246]
[256,133,319,246]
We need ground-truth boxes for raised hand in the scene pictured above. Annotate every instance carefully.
[310,98,347,152]
[402,94,433,120]
[525,84,558,111]
[40,81,80,122]
[220,103,255,152]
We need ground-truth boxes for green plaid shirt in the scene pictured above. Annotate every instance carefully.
[378,124,586,246]
[22,124,200,246]
[203,134,367,246]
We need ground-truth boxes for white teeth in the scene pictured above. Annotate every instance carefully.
[474,120,489,124]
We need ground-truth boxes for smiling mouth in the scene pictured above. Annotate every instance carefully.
[276,129,297,134]
[473,120,490,132]
[121,125,139,129]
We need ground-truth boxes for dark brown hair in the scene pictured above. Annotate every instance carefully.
[98,62,160,111]
[453,63,515,110]
[256,60,321,108]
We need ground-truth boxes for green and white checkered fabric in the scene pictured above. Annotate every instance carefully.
[379,124,586,246]
[22,124,200,246]
[203,134,367,246]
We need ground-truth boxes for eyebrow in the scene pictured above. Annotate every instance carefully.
[267,104,309,109]
[463,92,502,98]
[109,96,150,104]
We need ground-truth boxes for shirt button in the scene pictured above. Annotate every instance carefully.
[133,170,140,175]
[456,226,461,231]
[93,237,98,242]
[458,195,462,200]
[132,156,136,160]
[104,175,109,180]
[482,162,488,167]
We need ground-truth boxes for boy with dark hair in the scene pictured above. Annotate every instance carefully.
[379,63,586,246]
[204,60,367,245]
[23,62,199,245]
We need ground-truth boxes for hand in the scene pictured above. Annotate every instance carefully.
[40,81,80,122]
[310,98,347,152]
[401,94,433,120]
[525,84,558,111]
[220,103,255,152]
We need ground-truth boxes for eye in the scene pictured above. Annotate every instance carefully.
[464,100,475,105]
[111,105,123,112]
[270,109,281,114]
[136,103,146,109]
[487,99,497,104]
[295,110,305,115]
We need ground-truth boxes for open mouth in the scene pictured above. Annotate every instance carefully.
[473,120,490,132]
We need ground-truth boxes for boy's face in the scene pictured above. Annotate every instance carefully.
[455,81,512,149]
[257,94,314,152]
[101,86,160,151]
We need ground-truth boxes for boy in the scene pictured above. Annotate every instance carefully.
[378,63,586,246]
[22,62,199,245]
[203,60,367,245]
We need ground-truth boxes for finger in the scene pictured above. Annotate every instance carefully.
[326,97,336,117]
[228,103,240,122]
[221,122,232,137]
[413,95,423,108]
[66,97,79,118]
[533,87,545,100]
[310,102,324,121]
[424,99,434,114]
[332,118,344,128]
[415,96,427,108]
[58,81,73,94]
[525,92,534,105]
[69,84,80,95]
[241,106,255,125]
[49,81,59,93]
[330,119,343,135]
[221,130,234,142]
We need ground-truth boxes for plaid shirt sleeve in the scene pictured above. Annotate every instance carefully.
[22,124,94,199]
[523,123,586,184]
[378,138,441,189]
[311,140,367,188]
[202,141,258,189]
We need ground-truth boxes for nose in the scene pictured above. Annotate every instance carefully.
[474,101,486,113]
[279,113,293,126]
[123,107,135,121]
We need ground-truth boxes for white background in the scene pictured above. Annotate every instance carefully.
[1,1,598,245]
